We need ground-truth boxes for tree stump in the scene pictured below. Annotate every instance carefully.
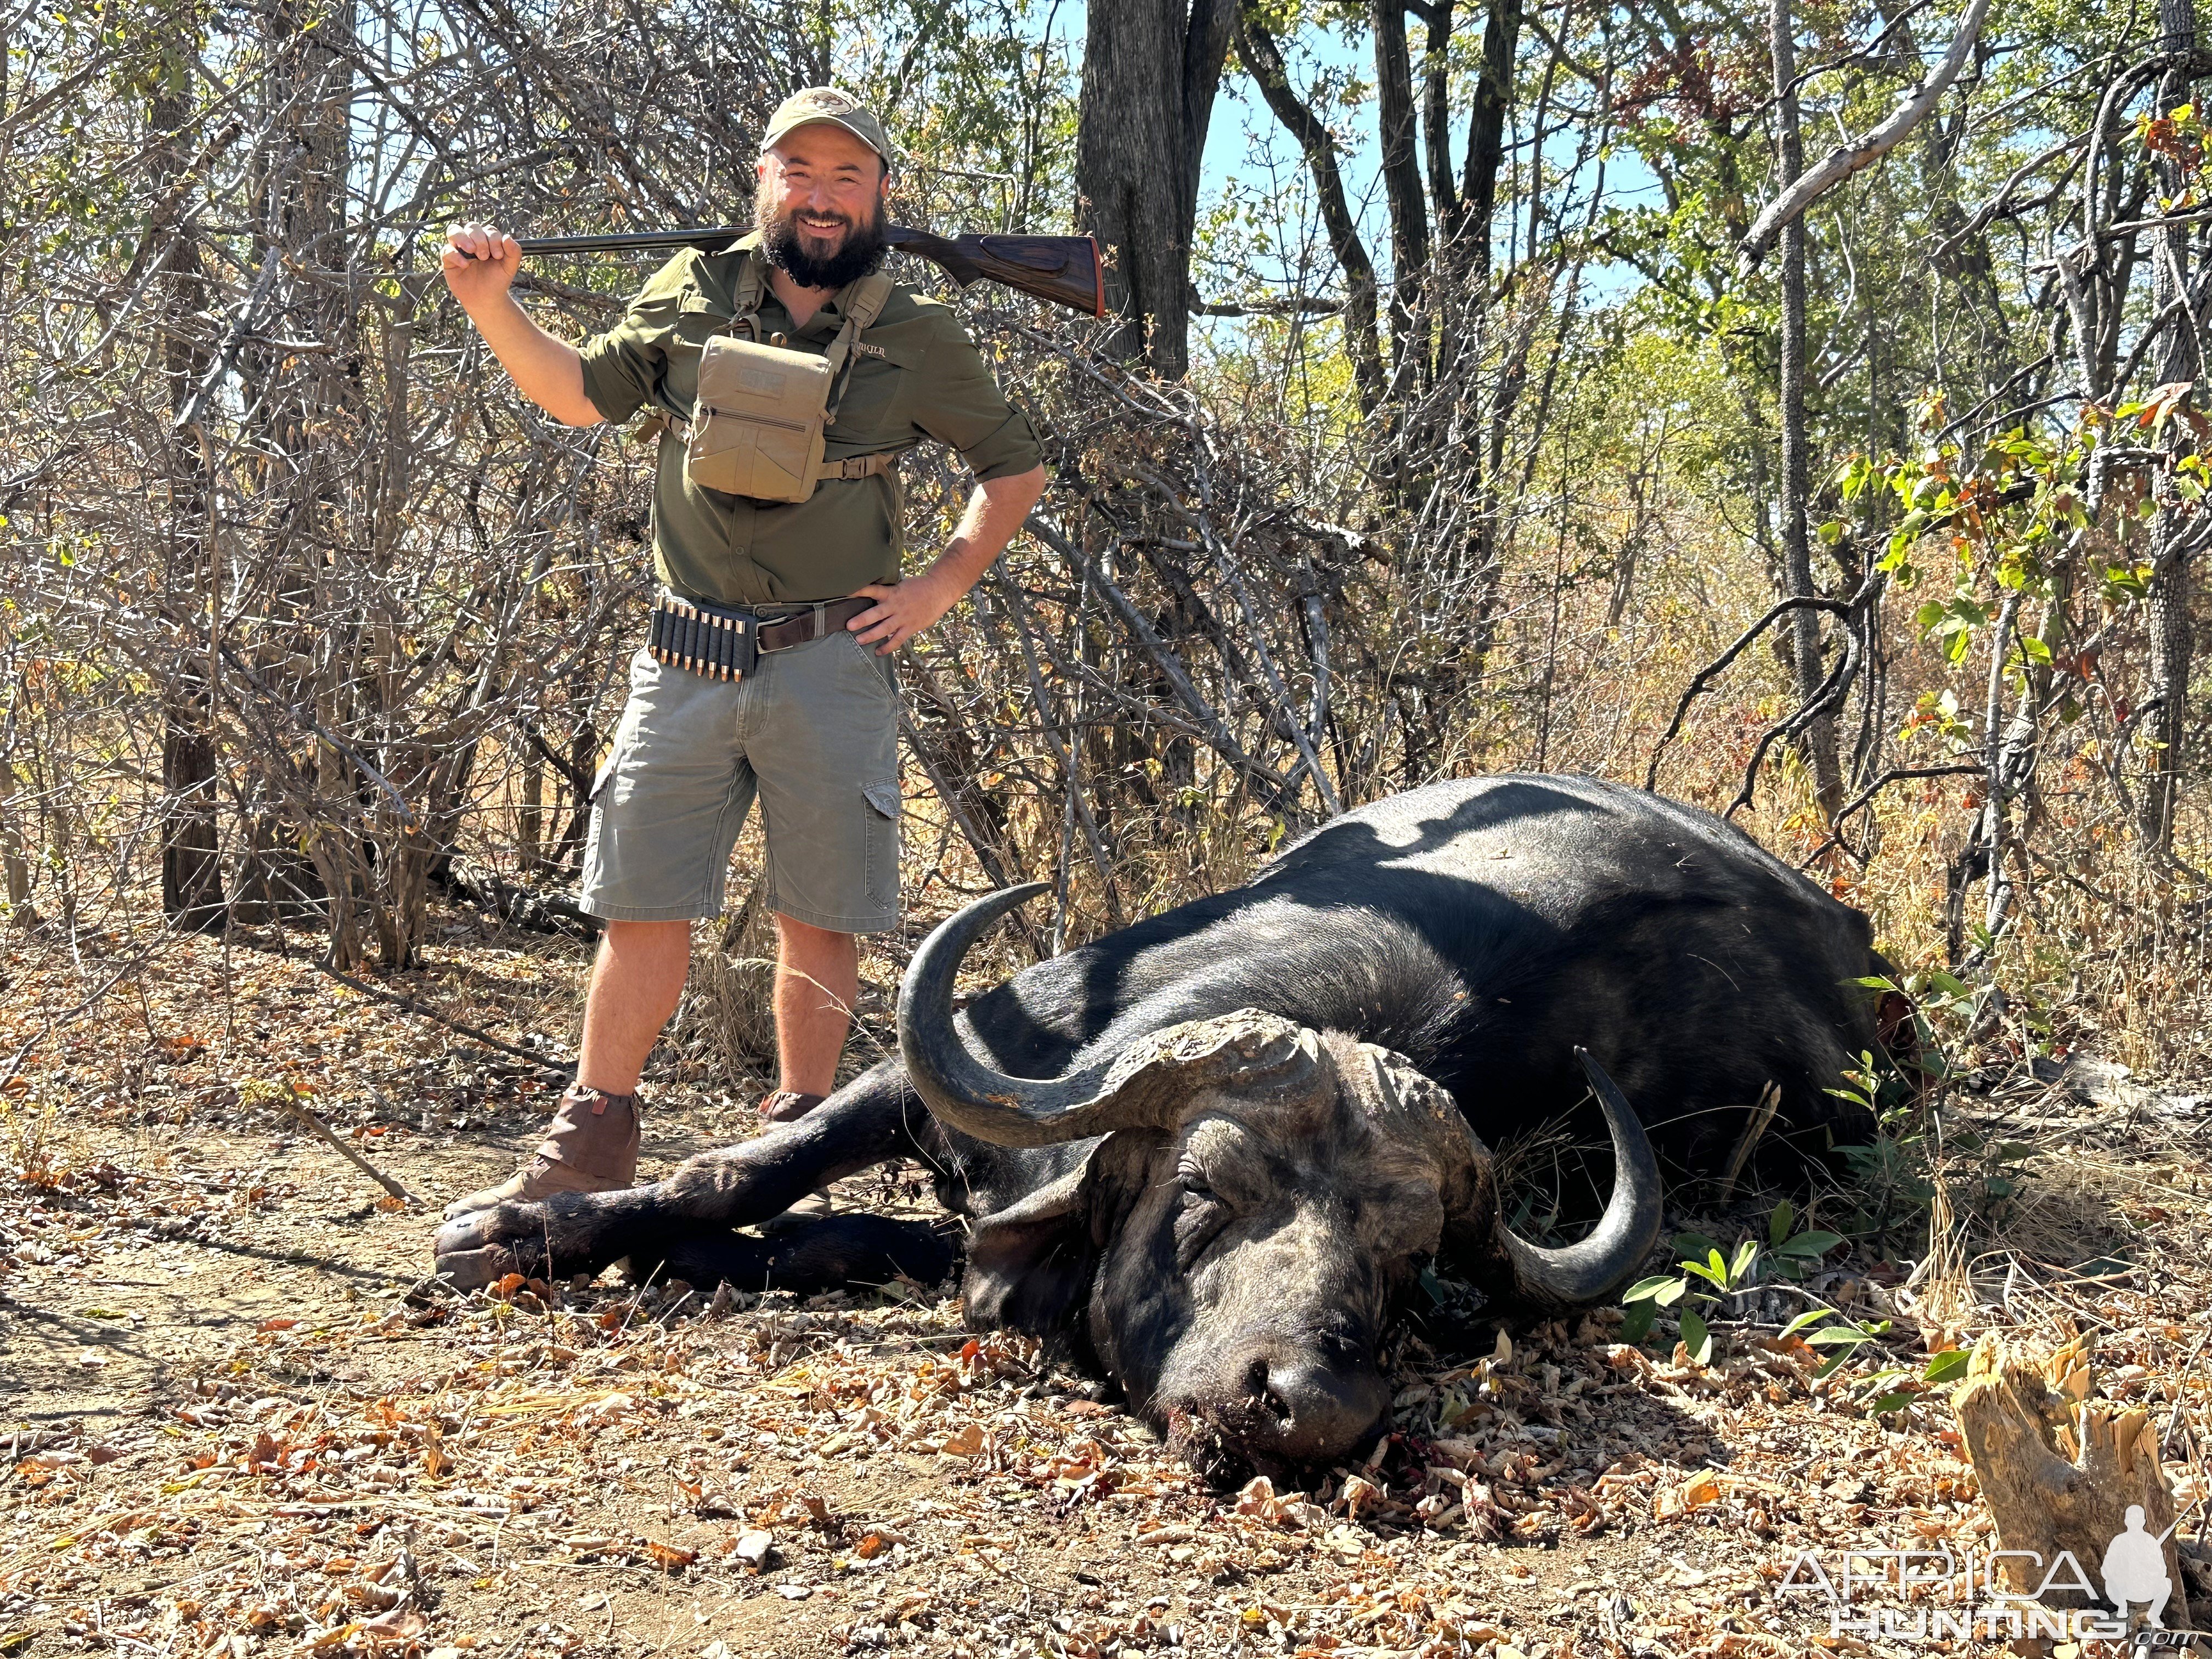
[1953,1332,2190,1626]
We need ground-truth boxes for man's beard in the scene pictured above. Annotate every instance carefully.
[757,198,890,290]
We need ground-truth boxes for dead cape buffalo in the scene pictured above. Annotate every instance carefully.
[434,774,1894,1472]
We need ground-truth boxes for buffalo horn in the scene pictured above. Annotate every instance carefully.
[898,884,1322,1147]
[1490,1047,1665,1309]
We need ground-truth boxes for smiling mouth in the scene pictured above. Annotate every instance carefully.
[794,217,849,238]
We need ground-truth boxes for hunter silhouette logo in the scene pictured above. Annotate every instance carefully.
[2103,1506,2176,1628]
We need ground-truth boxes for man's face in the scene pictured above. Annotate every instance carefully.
[755,123,890,289]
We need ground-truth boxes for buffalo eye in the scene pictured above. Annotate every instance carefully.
[1172,1167,1230,1269]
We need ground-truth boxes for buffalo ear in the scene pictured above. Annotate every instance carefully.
[961,1132,1161,1339]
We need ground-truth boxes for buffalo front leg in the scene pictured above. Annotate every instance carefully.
[431,1084,921,1289]
[639,1213,962,1296]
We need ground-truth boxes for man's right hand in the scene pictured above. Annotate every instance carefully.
[442,222,522,313]
[436,221,600,427]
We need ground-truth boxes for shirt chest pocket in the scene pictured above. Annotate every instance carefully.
[665,290,738,413]
[826,332,928,447]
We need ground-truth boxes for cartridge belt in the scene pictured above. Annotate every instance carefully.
[647,591,876,681]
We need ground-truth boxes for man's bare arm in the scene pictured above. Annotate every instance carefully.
[850,464,1049,651]
[442,223,603,428]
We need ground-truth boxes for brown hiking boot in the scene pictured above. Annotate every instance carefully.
[443,1084,641,1220]
[758,1090,827,1125]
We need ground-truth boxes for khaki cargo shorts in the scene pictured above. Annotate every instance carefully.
[580,627,902,932]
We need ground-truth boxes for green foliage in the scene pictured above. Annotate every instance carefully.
[1616,1195,1971,1420]
[1840,406,2179,749]
[1781,1304,1972,1419]
[1618,1209,1842,1361]
[1829,988,2041,1248]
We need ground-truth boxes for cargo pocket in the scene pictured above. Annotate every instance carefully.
[862,780,902,905]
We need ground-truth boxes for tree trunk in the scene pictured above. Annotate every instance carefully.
[249,0,364,958]
[1234,4,1385,413]
[2142,0,2200,853]
[518,746,544,876]
[1461,0,1523,295]
[150,73,228,935]
[1371,0,1429,359]
[1954,1333,2191,1626]
[0,758,33,923]
[1425,0,1523,712]
[1769,0,1845,819]
[1075,0,1234,379]
[161,681,226,934]
[1422,0,1461,243]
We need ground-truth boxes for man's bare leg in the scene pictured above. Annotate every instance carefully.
[773,916,860,1097]
[443,918,691,1220]
[578,919,694,1092]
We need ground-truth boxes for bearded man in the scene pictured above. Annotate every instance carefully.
[438,88,1047,1217]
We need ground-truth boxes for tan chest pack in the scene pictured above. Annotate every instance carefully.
[683,262,898,505]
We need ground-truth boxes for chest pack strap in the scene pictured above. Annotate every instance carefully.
[822,273,894,426]
[820,450,899,480]
[730,255,767,329]
[650,262,906,465]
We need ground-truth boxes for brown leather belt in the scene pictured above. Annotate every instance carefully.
[757,595,876,652]
[648,591,875,681]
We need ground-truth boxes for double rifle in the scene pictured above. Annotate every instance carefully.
[514,224,1105,318]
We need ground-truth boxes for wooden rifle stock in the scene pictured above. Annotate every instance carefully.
[509,224,1104,318]
[887,227,1105,318]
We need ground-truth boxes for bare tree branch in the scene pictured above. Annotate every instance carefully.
[1738,0,1995,272]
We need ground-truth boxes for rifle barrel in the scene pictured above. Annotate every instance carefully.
[514,227,749,255]
[503,224,1103,318]
[513,224,1006,257]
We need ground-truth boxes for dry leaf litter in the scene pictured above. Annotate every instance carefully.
[3,923,2210,1657]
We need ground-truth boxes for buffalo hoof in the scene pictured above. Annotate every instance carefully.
[433,1200,554,1289]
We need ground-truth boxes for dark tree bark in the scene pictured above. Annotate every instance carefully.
[1233,3,1386,413]
[1422,0,1463,244]
[161,681,225,934]
[149,73,227,935]
[1075,0,1235,379]
[2143,0,2201,852]
[1442,0,1526,690]
[1769,0,1846,819]
[1462,0,1523,293]
[1371,0,1429,354]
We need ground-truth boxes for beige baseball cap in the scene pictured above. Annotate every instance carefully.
[761,88,893,167]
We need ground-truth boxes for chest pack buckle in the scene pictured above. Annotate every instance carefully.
[682,264,898,505]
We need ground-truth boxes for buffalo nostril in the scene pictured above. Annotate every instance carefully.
[1250,1360,1389,1463]
[1245,1356,1291,1424]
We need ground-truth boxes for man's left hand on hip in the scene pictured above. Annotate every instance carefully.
[849,570,959,653]
[848,463,1049,652]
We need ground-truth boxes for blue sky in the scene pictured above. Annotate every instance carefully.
[1035,0,1659,308]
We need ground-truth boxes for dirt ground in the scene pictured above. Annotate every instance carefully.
[4,911,2211,1658]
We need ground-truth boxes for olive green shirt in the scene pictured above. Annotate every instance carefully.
[577,234,1042,606]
